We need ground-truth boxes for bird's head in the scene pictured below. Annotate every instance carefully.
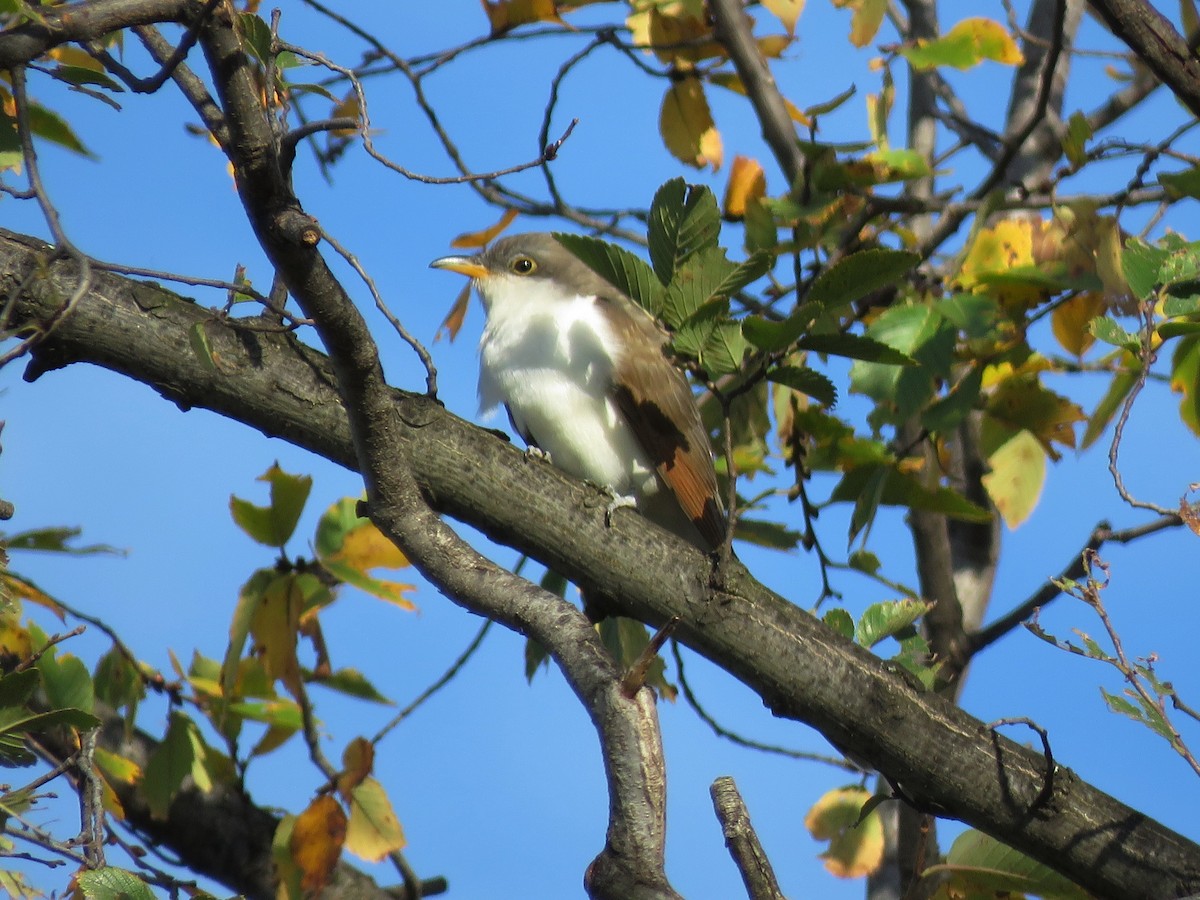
[430,233,613,311]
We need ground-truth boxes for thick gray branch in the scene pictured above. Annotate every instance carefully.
[5,228,1199,899]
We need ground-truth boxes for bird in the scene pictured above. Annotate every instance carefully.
[430,232,726,552]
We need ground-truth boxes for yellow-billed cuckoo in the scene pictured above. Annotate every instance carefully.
[431,233,726,551]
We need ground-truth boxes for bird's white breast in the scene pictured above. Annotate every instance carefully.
[477,274,655,496]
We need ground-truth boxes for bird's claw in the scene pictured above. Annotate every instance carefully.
[604,490,637,527]
[524,445,552,464]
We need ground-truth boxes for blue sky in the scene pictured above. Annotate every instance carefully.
[2,2,1197,897]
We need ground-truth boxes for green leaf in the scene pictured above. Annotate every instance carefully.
[854,600,929,649]
[554,233,665,316]
[310,667,394,705]
[238,13,273,63]
[823,608,855,640]
[671,297,726,361]
[922,367,983,434]
[742,312,807,352]
[27,102,94,158]
[5,526,122,556]
[662,246,738,328]
[806,248,920,312]
[1159,166,1200,201]
[76,867,157,900]
[524,637,551,682]
[53,64,125,94]
[1157,320,1200,339]
[831,465,991,523]
[848,465,888,545]
[1121,238,1167,300]
[1089,317,1141,353]
[647,178,722,284]
[189,321,218,371]
[93,647,146,712]
[0,670,38,708]
[38,650,94,714]
[143,711,202,819]
[731,517,802,550]
[766,365,837,407]
[227,699,303,729]
[1171,336,1200,436]
[849,305,956,421]
[935,293,1000,338]
[700,321,750,376]
[797,332,914,366]
[229,463,312,548]
[938,830,1090,900]
[1062,110,1092,167]
[1163,292,1200,317]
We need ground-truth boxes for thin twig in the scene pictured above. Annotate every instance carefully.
[371,620,491,746]
[670,641,859,770]
[968,515,1182,654]
[319,227,439,397]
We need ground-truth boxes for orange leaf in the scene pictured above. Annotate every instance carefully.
[290,795,347,892]
[436,282,472,343]
[723,156,766,217]
[337,737,376,798]
[482,0,564,36]
[451,208,519,249]
[659,76,723,171]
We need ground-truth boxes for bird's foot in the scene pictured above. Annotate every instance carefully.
[524,445,552,464]
[603,489,637,527]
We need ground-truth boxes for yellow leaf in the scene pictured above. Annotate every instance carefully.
[328,520,408,573]
[723,156,766,217]
[647,7,722,64]
[0,572,66,620]
[250,574,303,697]
[290,795,347,893]
[757,34,794,59]
[986,376,1085,456]
[849,0,887,48]
[47,46,106,73]
[451,208,519,249]
[1050,292,1106,357]
[804,786,885,879]
[959,218,1035,289]
[337,737,375,798]
[330,92,361,136]
[481,0,564,35]
[946,17,1024,66]
[659,76,723,171]
[344,777,406,863]
[94,747,142,785]
[762,0,805,35]
[982,429,1045,529]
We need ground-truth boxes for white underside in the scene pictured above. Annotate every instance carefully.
[477,275,657,498]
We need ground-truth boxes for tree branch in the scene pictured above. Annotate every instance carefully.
[1087,0,1200,117]
[6,227,1199,898]
[191,9,678,898]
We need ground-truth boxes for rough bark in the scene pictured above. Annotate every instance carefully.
[6,228,1200,899]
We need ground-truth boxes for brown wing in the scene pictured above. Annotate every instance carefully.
[600,296,727,551]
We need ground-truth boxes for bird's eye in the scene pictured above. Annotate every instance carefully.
[510,256,537,275]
